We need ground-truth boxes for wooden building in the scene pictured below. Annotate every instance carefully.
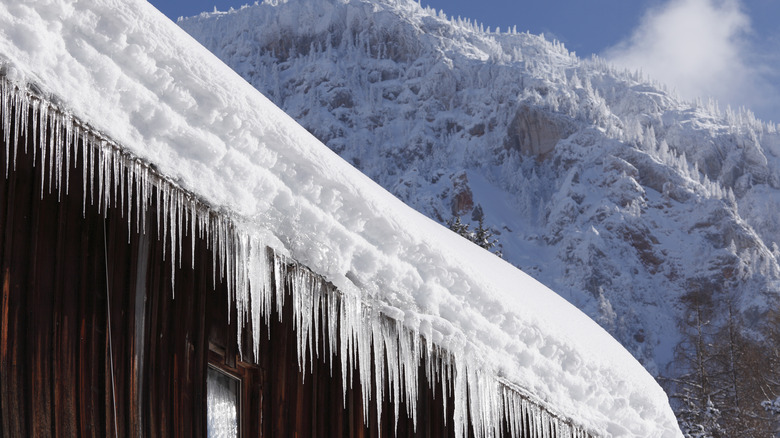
[0,78,589,437]
[0,103,445,436]
[0,1,683,437]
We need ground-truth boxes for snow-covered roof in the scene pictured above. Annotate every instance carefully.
[0,0,682,436]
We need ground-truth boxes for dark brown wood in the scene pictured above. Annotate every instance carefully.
[0,96,563,438]
[1,132,26,438]
[53,166,78,438]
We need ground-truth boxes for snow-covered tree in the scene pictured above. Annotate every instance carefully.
[447,215,502,257]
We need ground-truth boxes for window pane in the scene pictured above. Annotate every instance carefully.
[207,366,239,438]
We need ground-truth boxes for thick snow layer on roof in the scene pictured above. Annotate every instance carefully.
[0,0,681,436]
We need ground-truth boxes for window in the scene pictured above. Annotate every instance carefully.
[207,365,241,438]
[206,283,263,437]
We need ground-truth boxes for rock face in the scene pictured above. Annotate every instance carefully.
[450,172,474,216]
[181,0,780,377]
[506,104,576,158]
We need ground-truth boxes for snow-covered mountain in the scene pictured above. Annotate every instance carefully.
[179,0,780,377]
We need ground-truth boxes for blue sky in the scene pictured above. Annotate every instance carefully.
[148,0,780,122]
[148,0,654,56]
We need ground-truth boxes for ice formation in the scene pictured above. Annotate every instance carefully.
[0,0,682,437]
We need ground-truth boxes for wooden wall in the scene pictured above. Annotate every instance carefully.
[0,100,474,437]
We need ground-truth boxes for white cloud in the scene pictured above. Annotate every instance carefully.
[604,0,778,121]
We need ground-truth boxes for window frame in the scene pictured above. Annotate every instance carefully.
[207,346,254,438]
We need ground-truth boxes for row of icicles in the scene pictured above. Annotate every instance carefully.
[0,74,594,438]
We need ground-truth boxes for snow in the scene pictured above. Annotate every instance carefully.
[0,0,682,436]
[178,0,780,385]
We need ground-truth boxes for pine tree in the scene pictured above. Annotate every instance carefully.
[446,215,472,239]
[446,215,502,257]
[474,216,501,257]
[669,290,724,437]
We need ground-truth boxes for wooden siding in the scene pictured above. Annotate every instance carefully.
[0,98,476,437]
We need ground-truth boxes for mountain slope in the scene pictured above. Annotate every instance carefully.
[180,0,780,377]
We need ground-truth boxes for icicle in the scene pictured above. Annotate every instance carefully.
[439,349,451,427]
[63,115,72,196]
[161,183,167,261]
[138,163,146,235]
[30,98,39,158]
[222,219,231,312]
[12,86,24,173]
[453,358,468,438]
[224,219,230,305]
[112,145,120,214]
[177,192,183,267]
[307,273,317,375]
[249,241,271,358]
[88,132,95,208]
[38,102,48,199]
[96,140,103,212]
[326,290,338,373]
[169,187,177,291]
[312,280,323,359]
[221,218,230,321]
[2,79,10,178]
[46,105,55,195]
[191,199,197,270]
[101,141,111,216]
[211,215,218,290]
[292,266,309,375]
[382,318,402,428]
[371,316,385,431]
[154,184,162,241]
[468,365,484,437]
[218,216,226,282]
[397,320,420,430]
[81,132,89,215]
[273,253,287,319]
[339,295,352,406]
[136,162,142,234]
[119,155,125,222]
[54,113,63,197]
[233,232,248,360]
[357,306,372,425]
[125,158,134,240]
[535,403,543,438]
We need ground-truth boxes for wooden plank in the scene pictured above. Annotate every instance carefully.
[53,179,78,438]
[353,371,366,438]
[294,366,307,437]
[260,315,271,438]
[0,133,27,438]
[172,231,201,438]
[77,140,109,438]
[314,344,328,438]
[28,134,55,437]
[147,221,171,438]
[193,227,209,438]
[143,219,162,437]
[130,223,149,438]
[331,359,344,438]
[272,290,290,438]
[107,212,139,438]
